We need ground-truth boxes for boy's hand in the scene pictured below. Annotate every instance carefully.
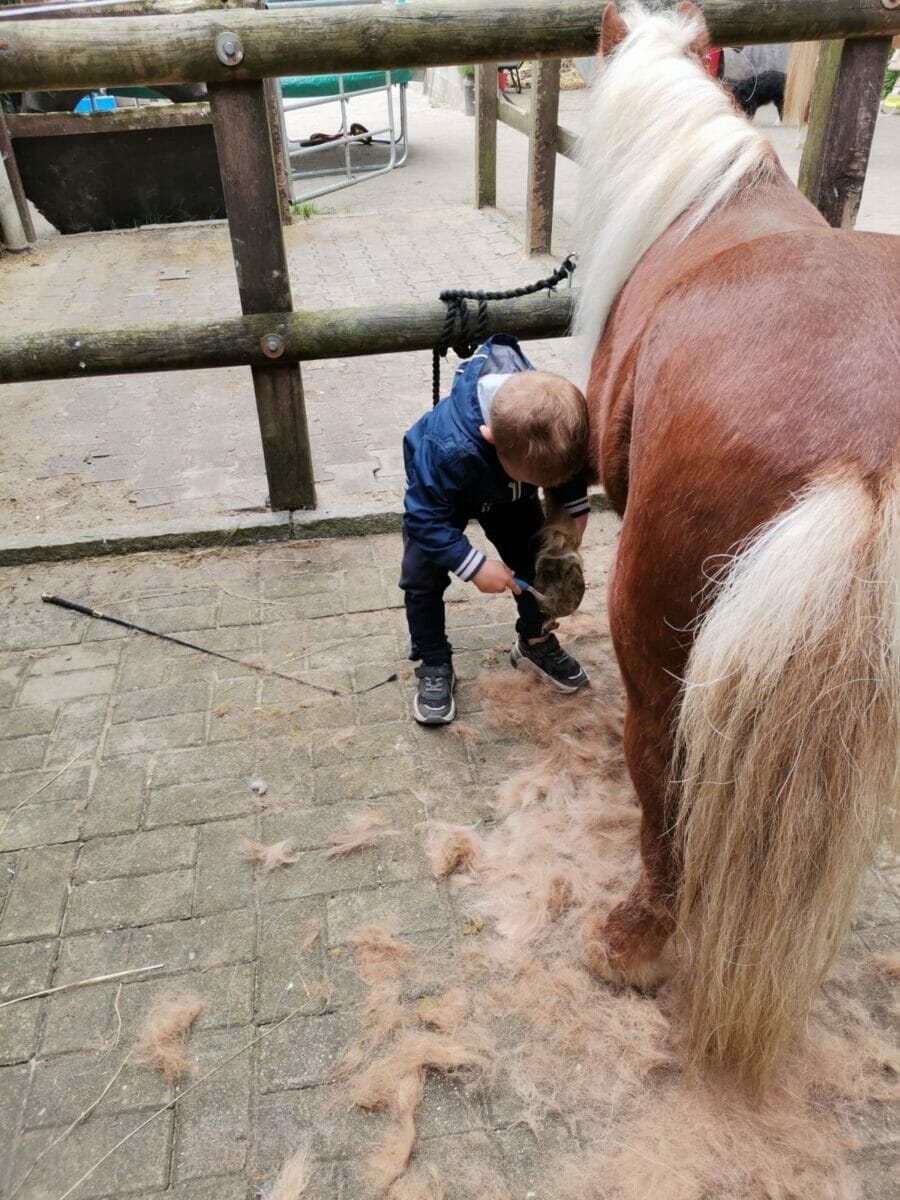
[473,559,519,594]
[572,514,588,546]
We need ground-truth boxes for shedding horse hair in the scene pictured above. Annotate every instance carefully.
[575,2,899,1096]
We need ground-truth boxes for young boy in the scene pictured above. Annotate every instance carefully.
[401,333,591,725]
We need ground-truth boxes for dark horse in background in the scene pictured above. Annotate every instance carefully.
[577,2,898,1097]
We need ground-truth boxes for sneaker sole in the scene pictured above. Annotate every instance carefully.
[412,672,457,725]
[412,694,457,725]
[510,644,589,694]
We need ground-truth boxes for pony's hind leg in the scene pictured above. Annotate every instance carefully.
[584,636,680,990]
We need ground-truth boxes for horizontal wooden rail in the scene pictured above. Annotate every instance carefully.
[6,104,211,137]
[498,95,579,162]
[0,290,576,384]
[1,0,898,92]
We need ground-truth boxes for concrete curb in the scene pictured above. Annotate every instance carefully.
[0,494,612,566]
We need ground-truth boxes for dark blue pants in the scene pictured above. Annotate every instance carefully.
[400,497,545,666]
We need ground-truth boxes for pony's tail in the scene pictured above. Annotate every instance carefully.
[674,473,899,1096]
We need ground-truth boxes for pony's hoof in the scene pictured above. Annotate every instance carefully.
[582,915,670,992]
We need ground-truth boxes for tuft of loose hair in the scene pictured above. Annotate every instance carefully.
[240,838,299,873]
[426,822,484,878]
[265,1144,312,1200]
[324,809,399,858]
[132,992,205,1082]
[869,952,900,980]
[447,720,479,745]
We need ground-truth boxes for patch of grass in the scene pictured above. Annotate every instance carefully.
[291,200,334,219]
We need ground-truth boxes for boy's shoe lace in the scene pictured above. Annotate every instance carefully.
[510,634,589,693]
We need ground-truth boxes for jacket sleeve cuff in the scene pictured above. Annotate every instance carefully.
[562,496,590,518]
[454,547,486,581]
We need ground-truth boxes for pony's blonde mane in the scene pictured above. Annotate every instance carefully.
[574,4,774,364]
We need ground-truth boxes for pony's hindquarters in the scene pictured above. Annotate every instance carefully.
[675,474,899,1094]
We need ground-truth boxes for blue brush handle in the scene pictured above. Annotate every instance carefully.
[512,576,531,593]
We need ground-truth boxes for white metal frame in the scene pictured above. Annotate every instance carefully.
[267,0,410,204]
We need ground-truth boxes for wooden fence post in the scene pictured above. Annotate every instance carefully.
[474,62,498,208]
[0,109,36,245]
[525,57,560,256]
[798,37,891,229]
[209,79,316,510]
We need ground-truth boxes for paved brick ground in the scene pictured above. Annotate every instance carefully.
[0,518,610,1199]
[1,520,897,1199]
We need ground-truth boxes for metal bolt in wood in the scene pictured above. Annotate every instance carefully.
[215,31,244,65]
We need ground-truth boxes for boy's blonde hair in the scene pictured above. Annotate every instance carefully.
[489,371,589,487]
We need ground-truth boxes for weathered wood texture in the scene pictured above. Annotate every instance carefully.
[2,1,898,91]
[0,0,238,18]
[525,57,560,256]
[797,36,891,229]
[263,75,291,225]
[474,62,498,208]
[0,290,575,383]
[0,106,35,242]
[497,94,578,161]
[209,79,315,510]
[6,103,211,137]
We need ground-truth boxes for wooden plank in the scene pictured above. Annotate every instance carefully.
[6,104,211,138]
[208,79,315,510]
[525,56,560,256]
[3,0,239,18]
[1,1,898,93]
[0,107,35,243]
[497,94,578,160]
[0,290,576,383]
[263,76,292,226]
[474,62,498,208]
[798,36,891,229]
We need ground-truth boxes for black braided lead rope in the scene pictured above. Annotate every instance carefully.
[431,254,576,406]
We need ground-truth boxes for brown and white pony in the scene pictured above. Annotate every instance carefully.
[576,2,899,1094]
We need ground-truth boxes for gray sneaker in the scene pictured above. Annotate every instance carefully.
[510,634,589,693]
[412,663,456,724]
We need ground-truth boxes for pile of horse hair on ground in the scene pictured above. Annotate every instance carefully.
[334,611,898,1200]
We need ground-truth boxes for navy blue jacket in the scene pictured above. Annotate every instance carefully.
[402,335,589,580]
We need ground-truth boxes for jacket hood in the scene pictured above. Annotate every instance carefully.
[444,334,535,442]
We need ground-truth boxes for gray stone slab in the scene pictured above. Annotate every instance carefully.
[0,797,82,852]
[129,911,256,974]
[0,844,78,944]
[0,733,50,774]
[24,1048,172,1130]
[326,879,450,945]
[10,1107,174,1199]
[192,817,256,917]
[19,666,116,705]
[81,758,147,838]
[76,827,199,883]
[111,681,211,725]
[4,705,59,739]
[66,869,195,933]
[104,712,206,757]
[145,779,257,829]
[257,1009,358,1092]
[171,1028,252,1183]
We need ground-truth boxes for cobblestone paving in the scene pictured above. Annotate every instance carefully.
[0,519,606,1199]
[1,519,897,1199]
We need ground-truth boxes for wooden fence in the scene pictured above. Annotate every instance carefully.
[0,0,898,512]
